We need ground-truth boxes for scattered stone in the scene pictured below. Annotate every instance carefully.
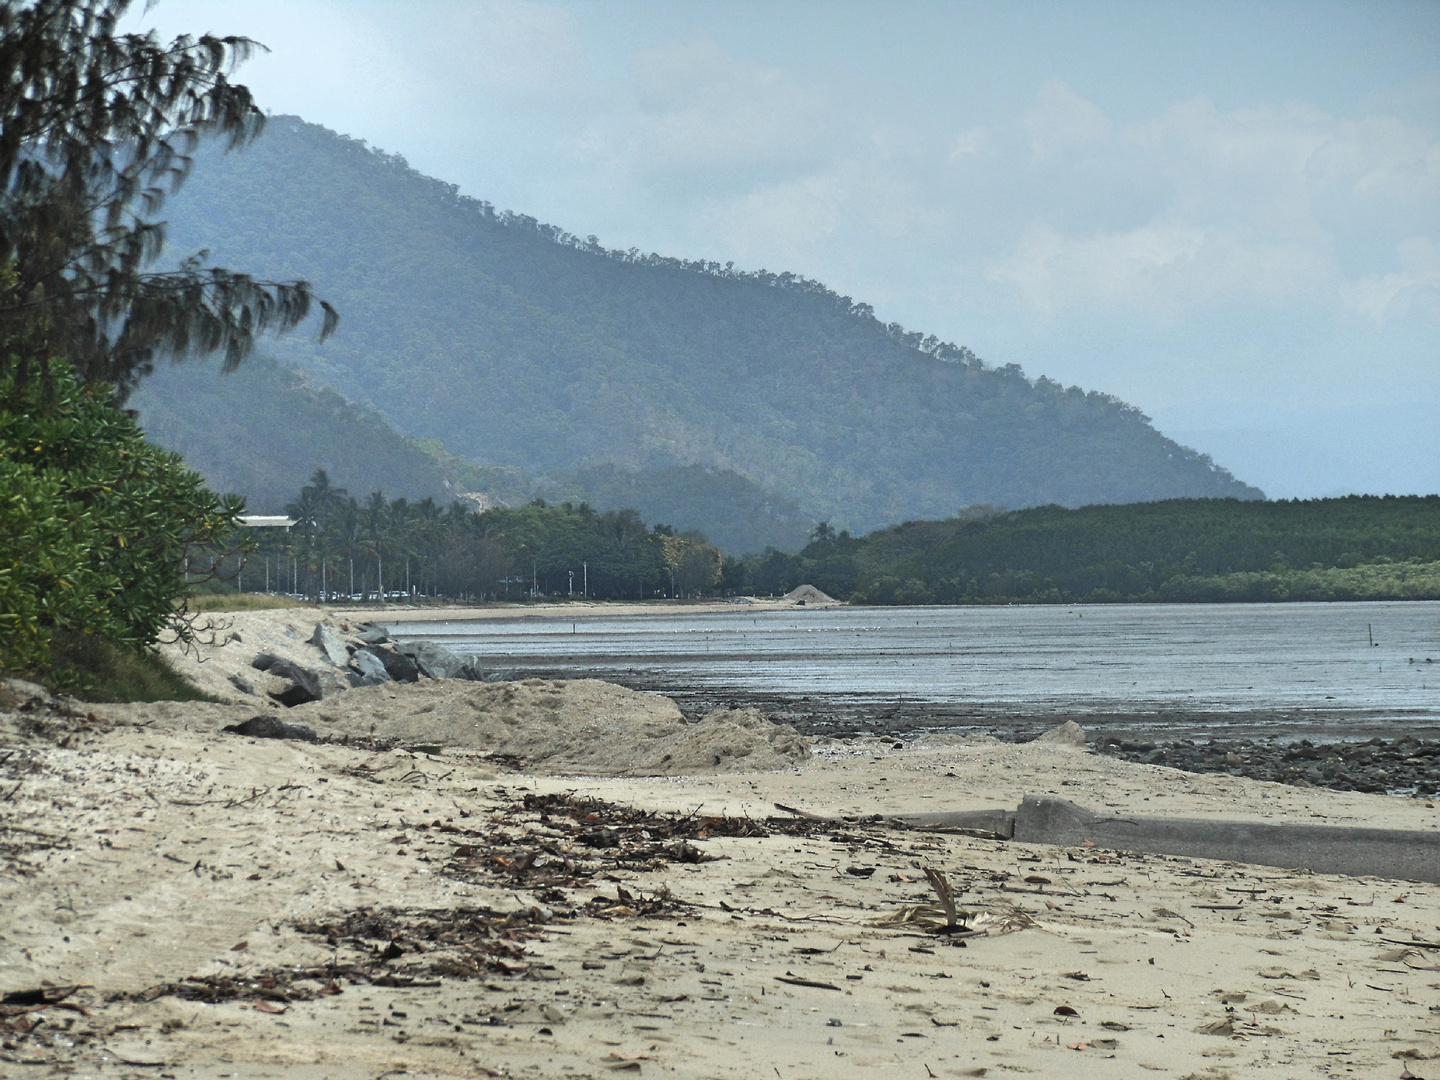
[221,715,318,742]
[227,673,256,695]
[354,624,390,645]
[250,652,281,671]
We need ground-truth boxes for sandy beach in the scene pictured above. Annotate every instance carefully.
[3,608,1439,1078]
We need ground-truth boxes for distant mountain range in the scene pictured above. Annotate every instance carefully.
[131,115,1262,551]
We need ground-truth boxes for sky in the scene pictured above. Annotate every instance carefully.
[135,0,1439,498]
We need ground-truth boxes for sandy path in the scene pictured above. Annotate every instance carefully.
[4,690,1440,1078]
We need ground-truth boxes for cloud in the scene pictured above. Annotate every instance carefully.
[987,219,1328,318]
[987,91,1440,323]
[1022,79,1111,159]
[1343,236,1440,324]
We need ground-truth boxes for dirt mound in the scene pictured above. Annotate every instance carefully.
[783,584,838,605]
[291,679,811,776]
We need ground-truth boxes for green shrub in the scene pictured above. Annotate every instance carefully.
[0,359,241,674]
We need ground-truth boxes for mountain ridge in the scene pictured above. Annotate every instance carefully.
[137,114,1262,537]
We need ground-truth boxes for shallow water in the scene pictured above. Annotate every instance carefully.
[388,601,1440,741]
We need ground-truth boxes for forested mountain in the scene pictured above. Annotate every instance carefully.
[128,355,456,512]
[130,355,812,552]
[145,115,1262,538]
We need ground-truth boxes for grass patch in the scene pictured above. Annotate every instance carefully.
[39,632,223,703]
[186,592,317,613]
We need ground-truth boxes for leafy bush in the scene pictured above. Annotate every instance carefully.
[0,359,240,674]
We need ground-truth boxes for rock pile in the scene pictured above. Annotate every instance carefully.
[1100,735,1440,796]
[246,622,482,707]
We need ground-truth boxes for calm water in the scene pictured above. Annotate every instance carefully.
[388,602,1440,740]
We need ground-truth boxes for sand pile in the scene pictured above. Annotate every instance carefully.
[291,678,811,776]
[783,583,838,605]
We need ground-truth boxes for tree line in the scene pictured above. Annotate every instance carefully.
[720,496,1440,604]
[234,471,724,602]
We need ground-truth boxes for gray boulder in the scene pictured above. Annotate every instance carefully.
[351,648,394,685]
[399,641,476,680]
[251,651,281,671]
[309,623,351,667]
[354,624,390,645]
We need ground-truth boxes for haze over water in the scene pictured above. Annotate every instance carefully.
[391,601,1440,741]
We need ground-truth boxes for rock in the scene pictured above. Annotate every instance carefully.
[250,651,281,671]
[264,659,348,705]
[1,678,51,711]
[222,715,318,742]
[227,673,256,695]
[1034,720,1087,748]
[351,648,394,685]
[309,622,352,667]
[399,641,476,680]
[354,624,390,645]
[370,645,419,683]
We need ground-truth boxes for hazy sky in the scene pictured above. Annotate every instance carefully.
[136,1,1439,497]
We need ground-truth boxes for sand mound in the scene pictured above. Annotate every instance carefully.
[291,679,811,776]
[783,584,837,605]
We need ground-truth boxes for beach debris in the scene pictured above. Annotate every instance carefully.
[923,867,961,930]
[774,975,841,991]
[221,715,318,742]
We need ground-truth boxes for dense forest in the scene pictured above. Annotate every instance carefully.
[144,115,1263,541]
[726,496,1440,603]
[237,472,724,603]
[235,489,1440,607]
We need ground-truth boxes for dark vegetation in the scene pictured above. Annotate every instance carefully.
[242,470,724,602]
[148,115,1263,539]
[724,496,1440,603]
[0,360,238,682]
[0,2,327,689]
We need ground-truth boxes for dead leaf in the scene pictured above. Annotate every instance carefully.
[1054,1005,1079,1017]
[230,941,248,951]
[254,999,285,1014]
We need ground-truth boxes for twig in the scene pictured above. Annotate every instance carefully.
[924,867,959,928]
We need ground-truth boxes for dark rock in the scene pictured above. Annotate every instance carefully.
[251,652,281,671]
[222,715,317,741]
[369,645,419,683]
[227,673,256,695]
[354,624,390,645]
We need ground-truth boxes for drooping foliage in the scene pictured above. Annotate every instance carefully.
[725,497,1440,604]
[0,0,334,399]
[0,358,239,672]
